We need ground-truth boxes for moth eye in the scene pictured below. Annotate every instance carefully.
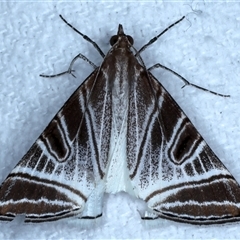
[110,35,134,46]
[110,35,118,46]
[127,35,134,45]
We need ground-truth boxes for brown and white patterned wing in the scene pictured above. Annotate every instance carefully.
[127,72,240,224]
[0,68,112,222]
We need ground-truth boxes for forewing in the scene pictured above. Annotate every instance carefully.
[0,68,112,222]
[127,71,240,224]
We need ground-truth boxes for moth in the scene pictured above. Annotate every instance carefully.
[1,15,240,225]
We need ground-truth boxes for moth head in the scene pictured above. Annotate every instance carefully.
[110,24,134,46]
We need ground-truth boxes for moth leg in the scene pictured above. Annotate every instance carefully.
[148,63,230,97]
[40,53,97,78]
